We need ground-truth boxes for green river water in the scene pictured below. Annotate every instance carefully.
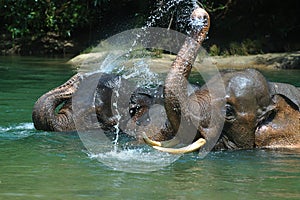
[0,56,299,200]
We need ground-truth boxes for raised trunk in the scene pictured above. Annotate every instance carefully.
[32,73,82,131]
[164,7,210,134]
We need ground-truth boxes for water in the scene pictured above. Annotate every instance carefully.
[0,56,300,199]
[146,0,199,33]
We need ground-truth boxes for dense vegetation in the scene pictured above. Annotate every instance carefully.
[1,0,299,56]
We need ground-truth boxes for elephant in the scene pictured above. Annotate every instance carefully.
[32,72,163,133]
[142,8,300,153]
[145,68,300,153]
[32,7,300,153]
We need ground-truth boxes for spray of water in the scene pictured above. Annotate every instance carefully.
[73,28,189,172]
[72,1,226,173]
[145,0,200,31]
[111,76,121,151]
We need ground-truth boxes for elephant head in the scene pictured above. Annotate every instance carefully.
[219,74,300,149]
[218,69,273,149]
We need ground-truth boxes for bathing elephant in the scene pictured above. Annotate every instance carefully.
[144,68,300,153]
[142,8,300,153]
[32,72,163,132]
[32,7,300,153]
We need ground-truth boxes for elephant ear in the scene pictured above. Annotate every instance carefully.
[269,82,300,111]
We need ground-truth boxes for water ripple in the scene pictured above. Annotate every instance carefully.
[0,123,36,140]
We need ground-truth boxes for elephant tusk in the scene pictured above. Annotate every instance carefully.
[142,133,163,146]
[142,132,180,147]
[142,132,206,154]
[152,138,206,154]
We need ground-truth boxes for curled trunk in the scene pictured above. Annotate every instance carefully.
[32,73,82,131]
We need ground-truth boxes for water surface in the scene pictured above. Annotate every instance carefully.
[0,56,299,199]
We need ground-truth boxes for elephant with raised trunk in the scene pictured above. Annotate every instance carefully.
[32,7,300,153]
[148,68,300,152]
[143,7,300,153]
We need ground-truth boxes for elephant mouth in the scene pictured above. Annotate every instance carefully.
[142,133,206,154]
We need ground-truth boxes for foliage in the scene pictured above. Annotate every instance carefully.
[1,0,299,55]
[209,44,220,56]
[208,39,263,56]
[0,0,106,40]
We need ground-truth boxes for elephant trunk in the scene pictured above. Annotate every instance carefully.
[143,8,212,153]
[32,73,82,131]
[164,7,210,133]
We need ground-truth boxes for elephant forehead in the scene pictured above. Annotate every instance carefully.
[225,72,271,112]
[226,76,260,114]
[228,76,257,98]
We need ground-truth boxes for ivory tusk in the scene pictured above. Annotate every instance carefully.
[152,138,206,154]
[142,132,162,146]
[142,132,180,147]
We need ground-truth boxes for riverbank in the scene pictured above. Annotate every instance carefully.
[68,51,300,73]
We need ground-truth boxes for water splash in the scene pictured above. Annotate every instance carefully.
[111,76,122,151]
[74,1,209,171]
[94,0,201,74]
[0,123,36,140]
[121,59,162,88]
[88,147,180,173]
[187,13,207,36]
[145,0,200,33]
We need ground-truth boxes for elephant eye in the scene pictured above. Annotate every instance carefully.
[225,104,235,120]
[129,105,140,118]
[129,107,136,118]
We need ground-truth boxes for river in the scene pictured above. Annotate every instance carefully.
[0,56,299,199]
